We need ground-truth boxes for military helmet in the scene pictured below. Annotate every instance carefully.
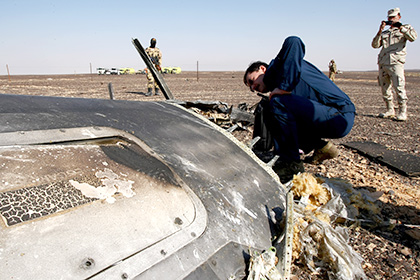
[150,38,157,48]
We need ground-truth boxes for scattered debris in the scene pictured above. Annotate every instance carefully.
[176,101,387,279]
[175,100,256,131]
[289,173,371,280]
[248,247,282,280]
[246,171,387,280]
[172,98,420,279]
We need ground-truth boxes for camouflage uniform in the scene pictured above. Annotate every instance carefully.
[145,45,162,94]
[328,59,337,82]
[371,8,417,120]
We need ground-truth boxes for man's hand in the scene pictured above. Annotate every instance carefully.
[378,21,387,35]
[269,88,291,99]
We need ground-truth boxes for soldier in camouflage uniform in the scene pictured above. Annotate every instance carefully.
[372,8,417,121]
[145,38,162,96]
[328,59,337,82]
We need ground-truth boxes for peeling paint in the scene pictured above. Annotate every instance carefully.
[69,180,116,203]
[69,168,135,204]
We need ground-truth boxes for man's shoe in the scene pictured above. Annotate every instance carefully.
[155,88,160,95]
[253,150,275,163]
[272,160,304,184]
[304,141,338,165]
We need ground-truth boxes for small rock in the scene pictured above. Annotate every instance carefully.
[385,256,397,267]
[367,243,376,251]
[398,246,412,256]
[363,262,373,270]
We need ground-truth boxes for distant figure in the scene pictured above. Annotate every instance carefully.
[372,7,417,121]
[328,59,337,82]
[145,38,162,96]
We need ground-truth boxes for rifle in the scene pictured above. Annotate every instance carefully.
[150,57,162,71]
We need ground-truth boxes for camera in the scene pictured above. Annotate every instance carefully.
[385,21,393,25]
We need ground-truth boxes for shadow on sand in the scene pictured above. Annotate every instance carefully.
[354,184,420,251]
[126,91,148,96]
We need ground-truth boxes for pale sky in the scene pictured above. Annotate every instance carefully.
[1,0,419,75]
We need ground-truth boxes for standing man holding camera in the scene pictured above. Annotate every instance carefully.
[372,7,417,121]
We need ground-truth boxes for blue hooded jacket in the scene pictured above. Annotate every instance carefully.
[263,36,355,113]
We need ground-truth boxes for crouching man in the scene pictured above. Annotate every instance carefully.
[244,36,355,183]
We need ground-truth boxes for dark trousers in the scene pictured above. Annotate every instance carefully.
[268,94,355,162]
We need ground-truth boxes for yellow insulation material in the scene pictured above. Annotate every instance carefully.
[291,172,331,206]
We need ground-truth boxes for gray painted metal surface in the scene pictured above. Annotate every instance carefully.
[0,93,286,279]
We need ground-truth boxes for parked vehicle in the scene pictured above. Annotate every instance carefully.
[96,67,110,75]
[162,67,182,74]
[119,68,136,75]
[110,68,120,75]
[171,67,182,74]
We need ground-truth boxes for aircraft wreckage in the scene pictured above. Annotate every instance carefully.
[0,39,295,279]
[0,93,295,279]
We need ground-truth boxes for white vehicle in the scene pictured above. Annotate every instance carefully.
[96,68,110,75]
[110,68,120,75]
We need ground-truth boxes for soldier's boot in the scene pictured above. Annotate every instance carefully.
[395,101,407,121]
[304,141,339,165]
[378,100,395,118]
[146,88,153,96]
[155,88,160,95]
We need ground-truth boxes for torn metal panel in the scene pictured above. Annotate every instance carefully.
[0,94,287,279]
[230,107,254,124]
[0,128,206,279]
[172,99,255,131]
[343,141,420,177]
[173,100,230,113]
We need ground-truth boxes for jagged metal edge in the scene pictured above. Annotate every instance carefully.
[167,101,293,279]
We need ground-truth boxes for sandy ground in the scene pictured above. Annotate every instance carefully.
[1,71,419,279]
